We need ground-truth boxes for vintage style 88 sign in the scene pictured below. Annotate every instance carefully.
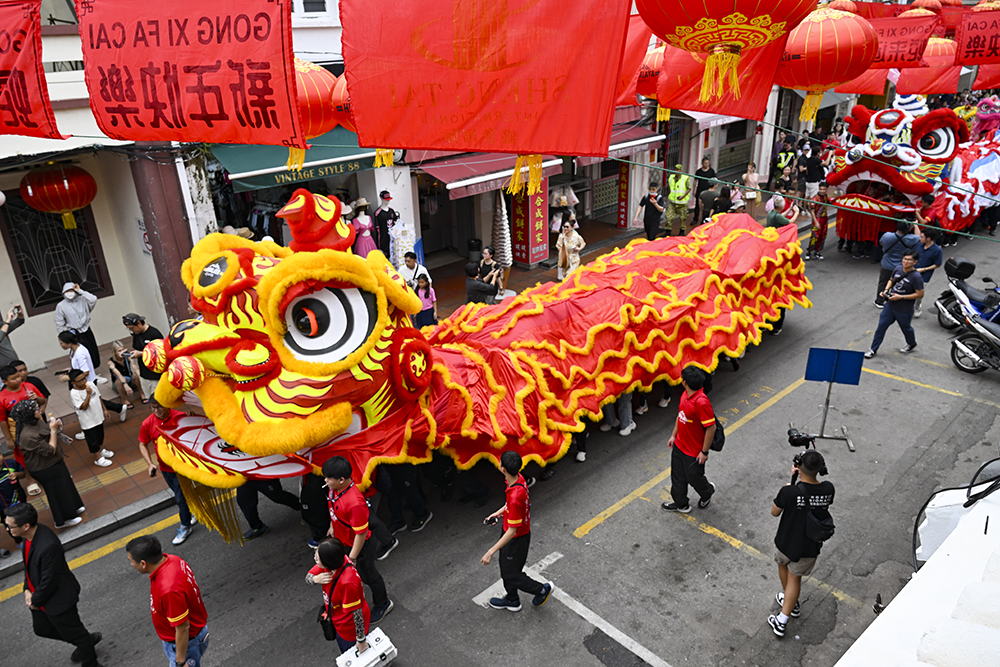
[75,0,306,147]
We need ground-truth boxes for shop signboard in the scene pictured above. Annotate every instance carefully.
[617,161,630,229]
[511,178,548,268]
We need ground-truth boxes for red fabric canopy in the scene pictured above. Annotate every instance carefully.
[418,153,561,200]
[834,69,889,95]
[955,9,1000,65]
[340,0,633,157]
[0,0,66,139]
[655,39,787,121]
[973,63,1000,90]
[615,15,654,107]
[867,15,939,69]
[896,38,961,95]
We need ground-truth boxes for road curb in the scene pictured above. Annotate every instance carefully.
[0,490,175,580]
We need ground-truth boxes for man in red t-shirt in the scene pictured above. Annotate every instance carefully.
[138,401,197,547]
[126,535,208,667]
[322,456,393,623]
[307,537,372,654]
[481,450,552,612]
[0,364,47,458]
[662,366,717,513]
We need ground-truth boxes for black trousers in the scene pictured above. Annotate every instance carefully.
[236,479,300,530]
[499,532,544,603]
[82,424,104,454]
[32,605,98,667]
[299,474,331,542]
[75,328,100,380]
[30,461,83,527]
[354,537,388,608]
[669,446,713,509]
[386,465,428,525]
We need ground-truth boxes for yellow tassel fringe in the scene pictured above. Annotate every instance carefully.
[176,475,246,545]
[657,106,671,122]
[799,91,823,124]
[699,44,742,102]
[61,212,77,230]
[285,147,306,171]
[506,155,544,196]
[374,149,394,168]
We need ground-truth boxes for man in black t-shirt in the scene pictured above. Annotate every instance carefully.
[633,182,666,241]
[123,313,164,402]
[694,158,715,223]
[865,250,924,358]
[769,450,834,638]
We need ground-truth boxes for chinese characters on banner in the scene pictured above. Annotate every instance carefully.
[955,11,1000,66]
[617,162,630,230]
[511,179,548,267]
[340,0,631,157]
[867,16,938,69]
[74,0,307,147]
[0,0,67,139]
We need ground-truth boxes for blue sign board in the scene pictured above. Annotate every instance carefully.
[804,348,864,386]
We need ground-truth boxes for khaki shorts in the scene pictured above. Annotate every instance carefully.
[139,376,160,400]
[774,548,817,576]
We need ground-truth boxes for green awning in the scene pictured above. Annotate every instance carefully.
[210,126,377,192]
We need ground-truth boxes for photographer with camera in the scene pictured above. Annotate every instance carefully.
[768,449,834,638]
[864,249,923,359]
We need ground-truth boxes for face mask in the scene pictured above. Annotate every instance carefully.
[64,291,78,301]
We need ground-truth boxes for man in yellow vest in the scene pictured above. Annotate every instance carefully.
[666,166,692,236]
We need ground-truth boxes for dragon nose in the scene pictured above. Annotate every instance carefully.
[846,148,863,164]
[882,142,898,158]
[234,344,270,367]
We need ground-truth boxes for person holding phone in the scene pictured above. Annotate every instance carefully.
[137,401,197,546]
[465,262,502,305]
[0,305,24,368]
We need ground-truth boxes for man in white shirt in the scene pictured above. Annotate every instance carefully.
[398,252,430,291]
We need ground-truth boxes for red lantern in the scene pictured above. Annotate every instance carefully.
[828,0,858,12]
[636,0,816,100]
[287,59,340,170]
[774,7,879,122]
[912,0,942,13]
[636,45,672,120]
[331,75,356,134]
[939,0,962,5]
[19,164,97,230]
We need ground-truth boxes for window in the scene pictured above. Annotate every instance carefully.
[302,0,326,10]
[600,159,620,179]
[0,190,113,316]
[724,120,748,145]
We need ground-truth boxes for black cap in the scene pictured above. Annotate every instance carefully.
[122,313,144,325]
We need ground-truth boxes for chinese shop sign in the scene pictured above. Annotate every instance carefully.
[955,10,1000,66]
[867,16,937,69]
[617,161,630,230]
[75,0,306,147]
[511,178,548,267]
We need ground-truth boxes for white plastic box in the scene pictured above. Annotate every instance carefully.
[336,627,397,667]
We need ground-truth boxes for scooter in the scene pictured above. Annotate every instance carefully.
[949,288,1000,374]
[935,257,1000,330]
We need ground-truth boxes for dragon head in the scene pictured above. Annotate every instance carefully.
[143,189,432,475]
[972,95,1000,141]
[827,94,970,219]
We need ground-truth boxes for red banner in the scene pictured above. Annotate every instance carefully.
[834,69,888,96]
[655,39,786,122]
[974,63,1000,91]
[955,10,1000,65]
[615,15,653,107]
[0,0,66,139]
[867,16,938,69]
[74,0,306,147]
[617,161,630,230]
[896,52,961,95]
[511,179,548,266]
[340,0,632,157]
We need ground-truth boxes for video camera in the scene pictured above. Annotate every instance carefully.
[787,427,815,450]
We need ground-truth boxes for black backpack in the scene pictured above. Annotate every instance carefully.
[798,482,835,542]
[709,412,725,452]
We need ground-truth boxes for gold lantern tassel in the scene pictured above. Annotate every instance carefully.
[505,155,544,196]
[61,212,77,230]
[374,149,395,168]
[285,147,307,171]
[176,475,246,545]
[700,43,742,102]
[657,106,671,122]
[799,91,824,124]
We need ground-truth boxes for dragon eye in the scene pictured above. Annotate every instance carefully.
[915,127,956,160]
[283,287,377,363]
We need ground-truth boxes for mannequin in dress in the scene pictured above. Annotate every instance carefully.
[351,198,379,258]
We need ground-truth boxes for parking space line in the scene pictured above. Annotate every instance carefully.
[473,551,672,667]
[574,377,806,538]
[0,516,176,603]
[863,367,1000,409]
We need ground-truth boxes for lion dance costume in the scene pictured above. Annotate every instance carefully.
[143,188,811,541]
[827,94,1000,242]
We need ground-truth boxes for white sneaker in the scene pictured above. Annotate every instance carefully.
[94,456,113,467]
[75,432,86,440]
[58,517,83,528]
[599,420,617,432]
[575,452,586,462]
[914,308,922,318]
[619,421,637,436]
[100,449,114,458]
[658,398,671,408]
[635,404,649,415]
[94,375,108,385]
[119,405,128,421]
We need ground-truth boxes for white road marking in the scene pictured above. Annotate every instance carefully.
[474,551,673,667]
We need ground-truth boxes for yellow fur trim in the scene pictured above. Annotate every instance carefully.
[365,252,422,314]
[193,376,353,456]
[181,234,285,291]
[156,437,246,488]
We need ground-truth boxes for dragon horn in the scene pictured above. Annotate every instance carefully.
[894,94,928,117]
[277,188,357,253]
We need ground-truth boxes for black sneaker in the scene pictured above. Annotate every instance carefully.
[409,511,433,532]
[660,502,691,513]
[370,599,394,624]
[387,520,408,535]
[524,476,537,488]
[698,482,716,509]
[71,632,102,662]
[899,344,917,354]
[768,614,786,637]
[776,592,801,617]
[488,597,522,612]
[375,538,399,561]
[533,582,553,606]
[242,524,269,540]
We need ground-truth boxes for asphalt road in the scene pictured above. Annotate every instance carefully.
[4,229,1000,667]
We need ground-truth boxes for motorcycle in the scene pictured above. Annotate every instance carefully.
[934,256,1000,330]
[949,288,1000,373]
